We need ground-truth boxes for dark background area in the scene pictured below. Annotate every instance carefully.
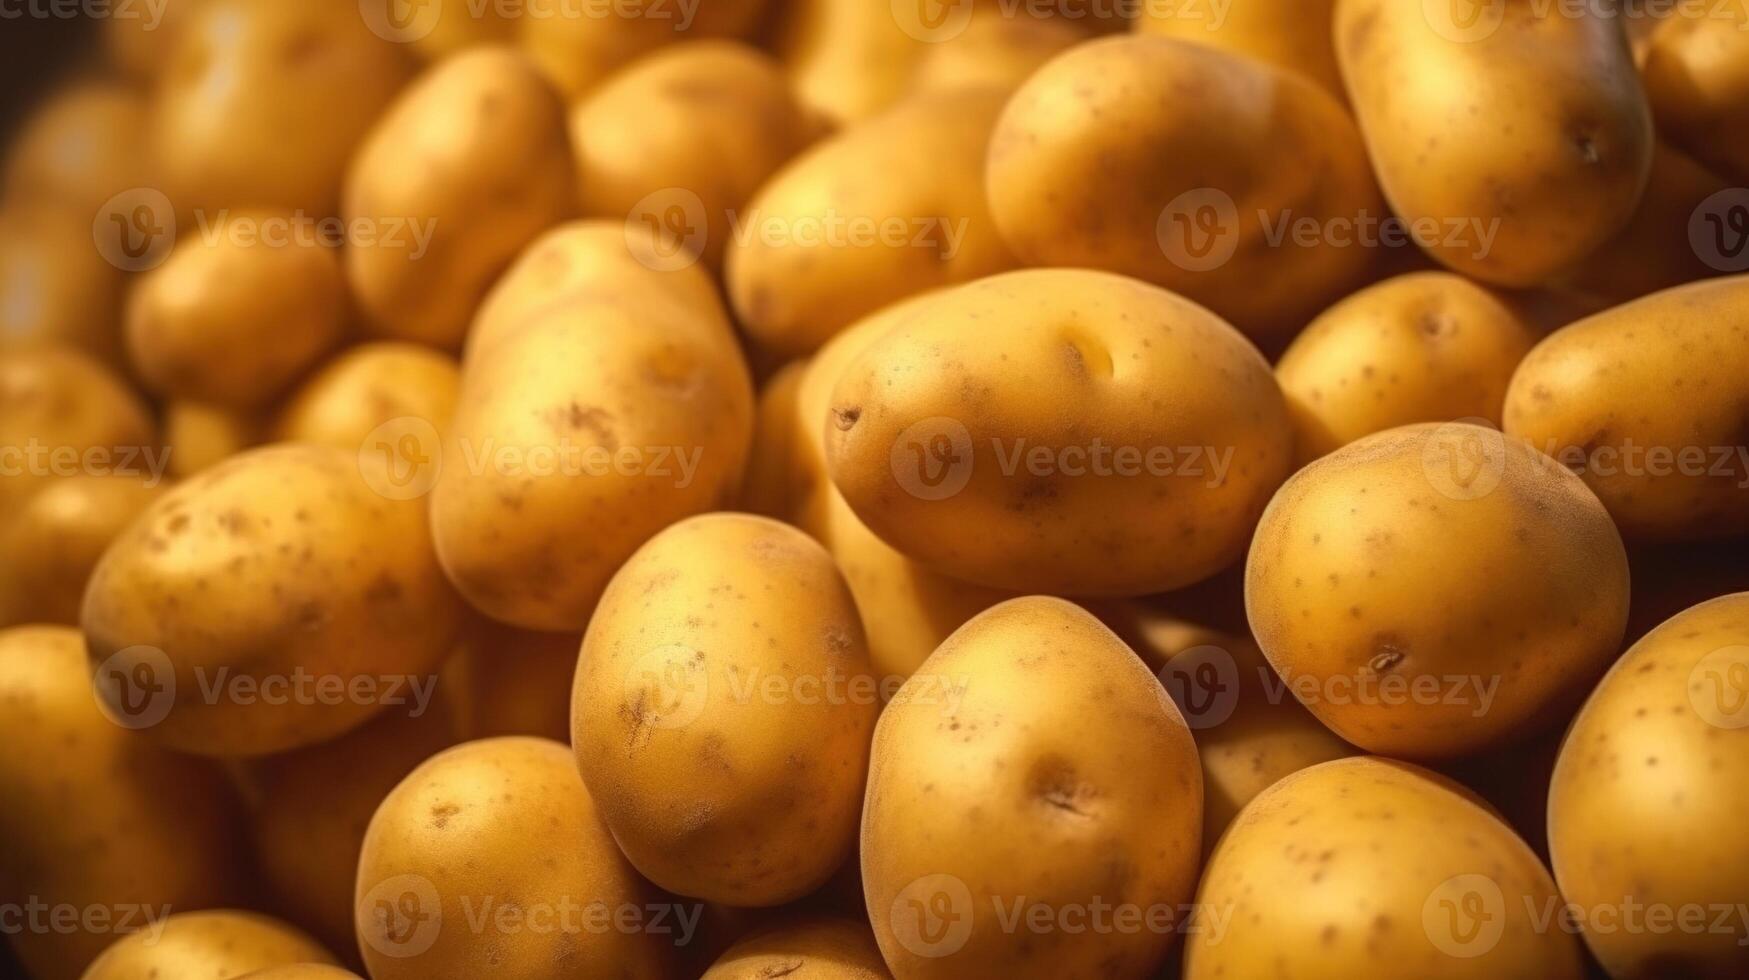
[1,14,102,149]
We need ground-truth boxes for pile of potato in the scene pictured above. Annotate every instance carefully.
[3,1,1748,978]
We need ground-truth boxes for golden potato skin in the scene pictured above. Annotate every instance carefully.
[441,615,579,743]
[726,88,1016,356]
[1642,6,1749,183]
[81,444,463,756]
[236,968,363,980]
[163,401,263,478]
[1246,423,1630,758]
[863,597,1202,980]
[0,346,153,516]
[909,9,1084,97]
[1503,275,1749,541]
[1549,593,1749,979]
[0,209,127,368]
[1135,0,1343,97]
[82,911,336,980]
[0,474,165,628]
[740,360,810,520]
[1277,272,1539,462]
[986,36,1380,340]
[573,514,876,906]
[1185,757,1584,980]
[354,737,675,980]
[105,0,209,79]
[775,0,924,124]
[701,918,889,979]
[825,269,1294,597]
[344,46,574,350]
[519,0,769,98]
[1334,0,1653,286]
[274,343,461,449]
[4,82,150,221]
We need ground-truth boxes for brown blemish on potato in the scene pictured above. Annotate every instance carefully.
[429,801,461,829]
[832,406,861,431]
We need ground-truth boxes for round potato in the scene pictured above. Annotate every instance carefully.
[1185,757,1584,979]
[0,208,127,368]
[163,400,263,478]
[0,474,165,628]
[0,345,153,516]
[441,615,579,743]
[573,514,877,905]
[1135,0,1342,97]
[1642,5,1749,183]
[344,45,574,350]
[274,343,461,449]
[702,918,888,979]
[82,911,335,980]
[519,0,769,98]
[986,35,1381,341]
[825,268,1294,596]
[354,736,675,979]
[1246,422,1630,758]
[82,443,463,756]
[1503,275,1749,541]
[4,82,150,221]
[1276,272,1539,462]
[1334,0,1654,286]
[863,596,1202,979]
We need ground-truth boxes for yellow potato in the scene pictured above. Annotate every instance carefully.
[1549,593,1749,978]
[105,0,209,79]
[0,346,153,516]
[986,35,1381,341]
[739,360,810,520]
[401,2,514,61]
[0,208,127,368]
[441,615,579,743]
[1276,272,1539,462]
[0,626,243,980]
[701,917,889,979]
[344,45,574,350]
[863,597,1202,979]
[775,0,926,123]
[274,343,461,450]
[909,8,1085,97]
[1135,0,1343,97]
[825,268,1294,596]
[1334,0,1654,286]
[1246,422,1630,758]
[725,88,1016,356]
[354,737,675,979]
[4,82,150,221]
[1642,5,1749,183]
[82,911,336,980]
[126,210,346,409]
[1503,275,1749,541]
[573,514,876,905]
[163,401,263,478]
[1185,757,1584,979]
[519,0,770,98]
[82,443,463,756]
[235,968,363,980]
[0,474,166,628]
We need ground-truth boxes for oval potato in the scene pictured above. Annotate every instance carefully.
[0,346,153,516]
[0,474,165,628]
[1642,5,1749,183]
[701,918,889,979]
[82,911,335,980]
[163,401,264,478]
[518,0,769,98]
[0,208,127,369]
[274,343,461,450]
[1135,0,1343,97]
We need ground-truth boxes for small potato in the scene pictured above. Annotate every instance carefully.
[274,343,461,449]
[1335,0,1654,286]
[775,0,926,123]
[863,597,1202,980]
[739,360,810,520]
[1246,423,1630,758]
[0,208,127,367]
[3,82,150,220]
[725,88,1016,355]
[986,36,1381,341]
[1276,272,1539,461]
[0,346,153,516]
[441,615,579,743]
[82,444,463,756]
[355,737,675,979]
[126,211,346,409]
[909,8,1084,97]
[1642,5,1749,183]
[163,400,264,478]
[1503,275,1749,541]
[344,46,575,350]
[1135,0,1343,97]
[571,41,817,271]
[0,627,244,980]
[825,269,1294,597]
[573,514,877,905]
[1185,757,1584,979]
[519,0,769,98]
[82,911,336,980]
[1549,593,1749,978]
[0,474,166,627]
[701,918,888,979]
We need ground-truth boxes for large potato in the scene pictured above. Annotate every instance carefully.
[344,46,574,350]
[1246,423,1630,758]
[725,88,1016,355]
[1276,272,1539,461]
[863,597,1202,980]
[1642,5,1749,183]
[1549,593,1749,978]
[1503,275,1749,541]
[986,35,1380,341]
[0,474,165,628]
[1334,0,1654,286]
[0,626,243,980]
[825,269,1294,596]
[354,737,675,979]
[82,911,335,980]
[1135,0,1342,97]
[1185,757,1584,979]
[519,0,769,98]
[82,444,463,756]
[0,208,126,369]
[572,514,876,905]
[701,918,888,979]
[0,346,153,516]
[274,343,461,449]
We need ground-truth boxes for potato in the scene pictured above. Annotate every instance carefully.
[519,0,770,98]
[1549,593,1749,978]
[0,346,153,516]
[153,0,412,217]
[82,911,336,980]
[163,401,263,478]
[105,0,209,79]
[725,88,1016,355]
[431,290,752,631]
[1334,0,1654,286]
[1276,272,1539,461]
[236,968,363,980]
[274,343,461,450]
[825,268,1294,596]
[1135,0,1343,97]
[572,514,876,905]
[986,35,1381,341]
[701,917,889,979]
[1185,757,1584,979]
[1246,422,1630,758]
[0,208,127,367]
[0,474,165,628]
[82,443,463,756]
[739,361,810,519]
[775,0,926,123]
[441,615,578,743]
[4,82,150,221]
[571,41,816,271]
[1502,275,1749,541]
[0,626,243,980]
[126,210,346,409]
[355,737,675,979]
[1642,5,1749,183]
[909,8,1084,97]
[863,597,1202,979]
[400,3,514,61]
[344,46,574,350]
